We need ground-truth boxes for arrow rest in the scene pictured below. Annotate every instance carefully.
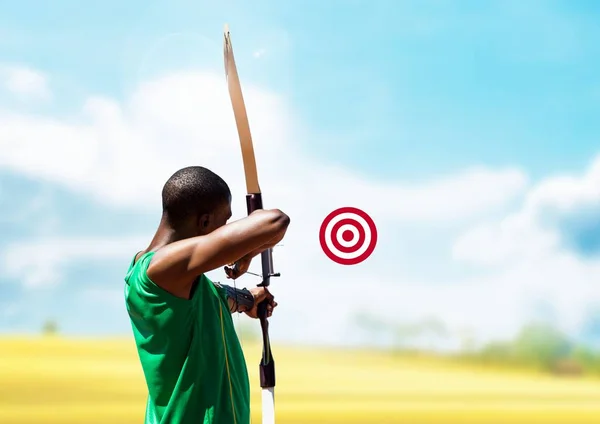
[244,270,281,286]
[257,272,281,287]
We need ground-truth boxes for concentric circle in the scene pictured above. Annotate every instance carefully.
[319,207,377,265]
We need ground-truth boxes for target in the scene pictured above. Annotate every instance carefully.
[319,207,377,265]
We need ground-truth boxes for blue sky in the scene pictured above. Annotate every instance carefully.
[3,0,600,178]
[1,0,600,350]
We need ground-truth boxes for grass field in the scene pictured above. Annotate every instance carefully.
[1,337,600,423]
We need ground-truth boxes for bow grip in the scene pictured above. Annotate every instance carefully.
[246,194,277,288]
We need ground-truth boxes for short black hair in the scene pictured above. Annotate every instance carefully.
[161,166,231,226]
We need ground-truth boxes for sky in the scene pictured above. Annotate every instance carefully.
[1,0,600,351]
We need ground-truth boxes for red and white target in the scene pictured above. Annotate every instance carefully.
[319,207,378,265]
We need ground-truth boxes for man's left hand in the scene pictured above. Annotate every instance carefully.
[244,287,277,319]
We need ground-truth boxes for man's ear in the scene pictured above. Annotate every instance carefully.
[198,213,211,231]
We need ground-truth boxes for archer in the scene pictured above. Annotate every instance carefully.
[124,165,290,424]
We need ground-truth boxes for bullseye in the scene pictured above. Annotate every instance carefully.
[342,230,353,242]
[319,207,377,265]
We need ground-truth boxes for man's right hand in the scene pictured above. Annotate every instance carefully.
[224,254,253,279]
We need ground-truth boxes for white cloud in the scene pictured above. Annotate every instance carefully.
[253,48,266,58]
[454,154,600,267]
[0,65,537,346]
[0,69,526,223]
[369,166,527,223]
[0,64,51,101]
[452,212,558,267]
[451,155,600,341]
[1,236,146,288]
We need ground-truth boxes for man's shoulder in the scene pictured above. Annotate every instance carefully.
[125,249,195,312]
[125,251,154,283]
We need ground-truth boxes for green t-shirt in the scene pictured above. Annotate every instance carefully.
[124,251,250,424]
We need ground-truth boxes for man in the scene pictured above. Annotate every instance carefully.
[124,165,290,424]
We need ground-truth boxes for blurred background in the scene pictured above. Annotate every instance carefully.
[2,0,600,422]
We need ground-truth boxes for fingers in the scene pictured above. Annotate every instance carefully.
[252,287,269,302]
[263,287,274,300]
[244,295,278,319]
[244,287,278,319]
[224,262,245,279]
[224,266,236,279]
[265,299,277,317]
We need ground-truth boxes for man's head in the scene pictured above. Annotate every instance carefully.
[161,166,232,236]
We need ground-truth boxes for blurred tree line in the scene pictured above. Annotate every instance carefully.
[457,322,596,376]
[354,312,600,377]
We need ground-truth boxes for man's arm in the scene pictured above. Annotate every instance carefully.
[244,238,282,261]
[147,209,290,298]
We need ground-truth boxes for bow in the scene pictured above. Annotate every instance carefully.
[223,25,279,424]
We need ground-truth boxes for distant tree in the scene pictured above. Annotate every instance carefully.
[477,341,515,364]
[512,322,572,370]
[394,317,448,344]
[571,346,600,374]
[352,311,393,345]
[551,358,582,376]
[457,327,477,354]
[42,319,59,335]
[415,317,448,338]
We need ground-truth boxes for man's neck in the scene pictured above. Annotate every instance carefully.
[147,216,195,252]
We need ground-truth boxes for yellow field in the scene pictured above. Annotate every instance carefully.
[1,337,600,423]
